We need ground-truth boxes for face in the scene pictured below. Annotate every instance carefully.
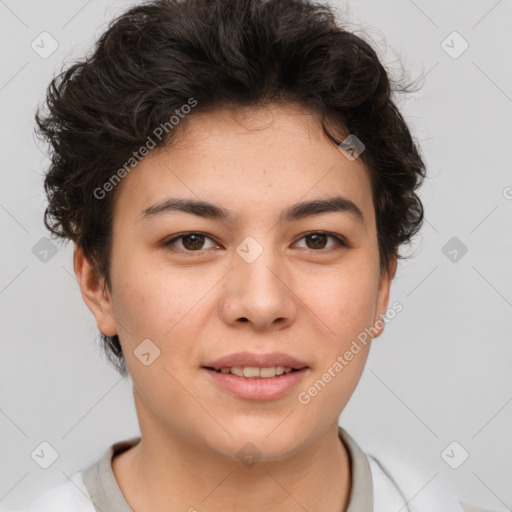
[76,103,395,461]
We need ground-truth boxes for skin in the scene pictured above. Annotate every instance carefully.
[74,102,396,512]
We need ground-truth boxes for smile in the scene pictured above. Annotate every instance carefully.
[202,366,309,400]
[206,366,300,378]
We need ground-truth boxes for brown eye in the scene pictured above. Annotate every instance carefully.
[181,234,205,250]
[305,233,328,249]
[295,232,347,251]
[163,232,218,252]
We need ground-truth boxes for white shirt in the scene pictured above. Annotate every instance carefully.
[14,427,503,512]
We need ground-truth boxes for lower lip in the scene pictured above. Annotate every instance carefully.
[203,367,309,400]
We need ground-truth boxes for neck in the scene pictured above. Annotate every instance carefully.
[112,402,352,512]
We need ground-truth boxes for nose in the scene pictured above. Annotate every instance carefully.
[219,242,298,332]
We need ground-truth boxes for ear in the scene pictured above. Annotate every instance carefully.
[73,243,118,337]
[371,255,397,339]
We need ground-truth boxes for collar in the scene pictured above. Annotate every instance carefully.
[82,426,373,511]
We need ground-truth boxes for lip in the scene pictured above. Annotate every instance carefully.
[202,351,309,371]
[203,366,309,401]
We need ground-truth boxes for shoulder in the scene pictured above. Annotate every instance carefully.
[22,471,95,512]
[367,450,505,512]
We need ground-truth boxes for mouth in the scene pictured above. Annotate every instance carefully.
[202,365,307,379]
[201,352,310,399]
[201,365,309,400]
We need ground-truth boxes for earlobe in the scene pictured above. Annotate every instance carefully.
[73,243,118,337]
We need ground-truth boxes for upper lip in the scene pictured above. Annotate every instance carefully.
[202,352,309,371]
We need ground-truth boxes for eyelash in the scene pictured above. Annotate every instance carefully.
[162,231,349,254]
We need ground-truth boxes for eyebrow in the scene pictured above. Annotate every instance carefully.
[140,195,365,224]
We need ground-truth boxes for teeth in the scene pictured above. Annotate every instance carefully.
[243,367,260,378]
[231,367,244,377]
[216,366,296,378]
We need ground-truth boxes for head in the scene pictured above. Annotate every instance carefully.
[36,0,425,457]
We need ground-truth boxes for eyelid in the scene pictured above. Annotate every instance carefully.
[163,232,221,251]
[294,231,349,250]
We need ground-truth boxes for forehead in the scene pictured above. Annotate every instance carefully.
[112,103,375,227]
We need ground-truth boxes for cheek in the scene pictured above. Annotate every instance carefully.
[301,272,377,410]
[113,275,199,393]
[304,264,380,336]
[110,261,217,381]
[109,263,181,342]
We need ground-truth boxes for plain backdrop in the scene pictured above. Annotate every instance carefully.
[1,0,511,510]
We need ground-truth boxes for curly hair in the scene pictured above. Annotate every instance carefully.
[35,0,426,377]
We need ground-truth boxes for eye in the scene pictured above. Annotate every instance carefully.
[162,231,348,254]
[163,232,220,252]
[294,232,348,251]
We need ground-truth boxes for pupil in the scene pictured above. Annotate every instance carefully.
[184,234,204,250]
[307,233,326,249]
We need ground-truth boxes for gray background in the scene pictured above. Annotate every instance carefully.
[1,0,511,510]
